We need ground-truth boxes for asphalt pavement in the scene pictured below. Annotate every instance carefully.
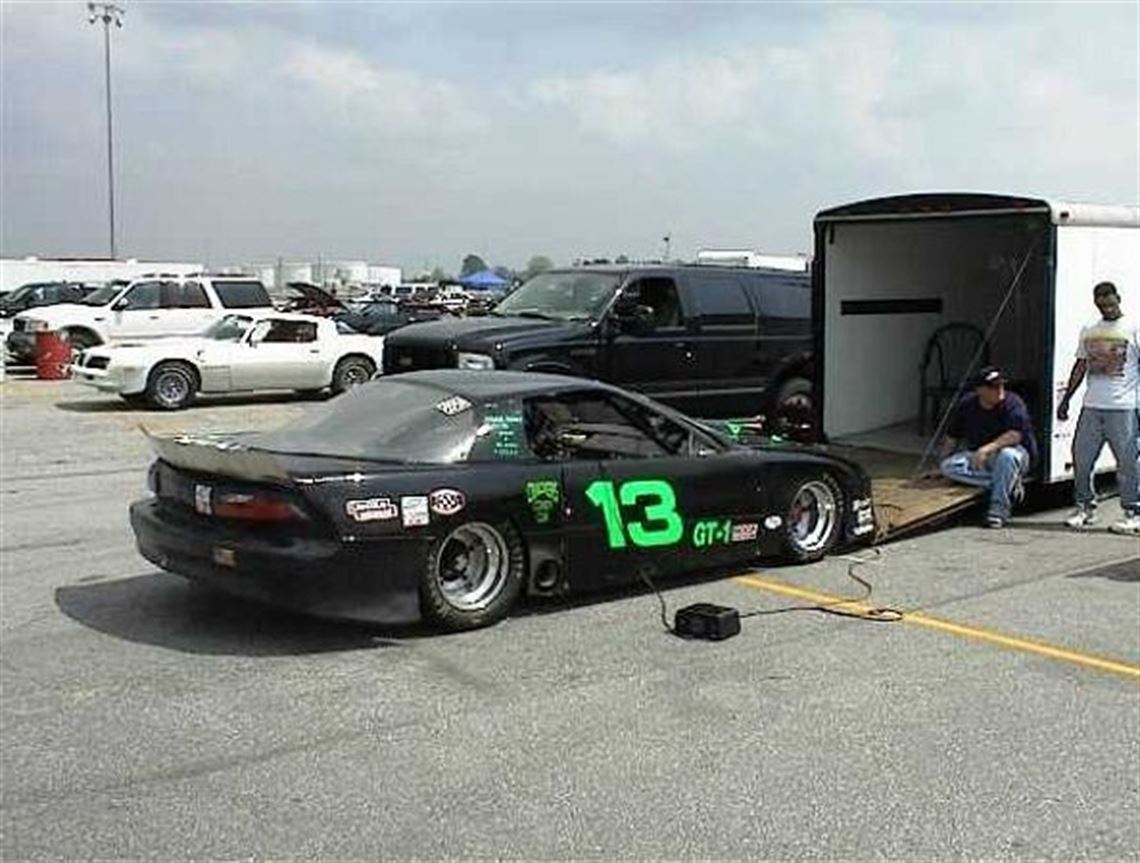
[2,379,1137,861]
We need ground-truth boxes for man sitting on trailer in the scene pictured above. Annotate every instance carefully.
[939,366,1036,528]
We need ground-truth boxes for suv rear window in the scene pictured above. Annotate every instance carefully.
[687,272,753,325]
[213,280,271,309]
[741,272,810,320]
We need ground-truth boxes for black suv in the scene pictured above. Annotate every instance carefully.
[382,265,812,421]
[0,282,90,319]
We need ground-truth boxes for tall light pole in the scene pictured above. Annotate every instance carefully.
[87,2,124,260]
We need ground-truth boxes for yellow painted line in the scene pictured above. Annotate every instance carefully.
[734,574,1140,680]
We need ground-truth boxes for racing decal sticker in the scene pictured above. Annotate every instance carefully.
[731,522,759,542]
[525,479,560,524]
[194,484,213,516]
[435,395,472,417]
[484,409,525,459]
[401,495,430,527]
[345,497,399,522]
[691,518,732,549]
[428,488,467,517]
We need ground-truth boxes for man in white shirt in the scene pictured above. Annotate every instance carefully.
[1056,281,1139,534]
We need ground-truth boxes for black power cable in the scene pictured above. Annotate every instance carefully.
[639,548,903,639]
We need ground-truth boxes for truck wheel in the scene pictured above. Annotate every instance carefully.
[62,328,100,360]
[772,377,816,441]
[331,356,375,395]
[420,521,525,631]
[776,473,844,564]
[145,361,198,411]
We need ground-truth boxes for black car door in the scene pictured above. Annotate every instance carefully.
[522,389,767,593]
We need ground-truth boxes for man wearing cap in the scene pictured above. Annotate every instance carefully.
[1056,281,1139,535]
[939,366,1037,528]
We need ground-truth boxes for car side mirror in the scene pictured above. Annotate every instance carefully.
[615,304,655,334]
[111,297,130,312]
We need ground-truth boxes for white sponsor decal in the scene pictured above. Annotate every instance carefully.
[401,495,430,527]
[763,515,783,530]
[731,522,759,542]
[435,395,472,417]
[195,484,213,515]
[429,488,466,517]
[345,497,399,522]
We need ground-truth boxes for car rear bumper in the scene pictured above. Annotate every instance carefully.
[5,331,35,363]
[130,498,425,625]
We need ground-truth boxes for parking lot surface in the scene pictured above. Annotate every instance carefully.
[2,379,1138,861]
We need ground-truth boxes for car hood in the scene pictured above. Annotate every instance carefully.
[385,315,571,348]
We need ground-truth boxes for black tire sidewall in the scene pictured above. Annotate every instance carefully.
[332,357,375,394]
[776,473,844,564]
[419,520,525,631]
[145,362,196,411]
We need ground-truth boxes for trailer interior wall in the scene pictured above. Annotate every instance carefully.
[821,216,1049,440]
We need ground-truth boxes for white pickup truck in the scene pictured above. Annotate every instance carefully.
[72,312,385,409]
[6,275,273,363]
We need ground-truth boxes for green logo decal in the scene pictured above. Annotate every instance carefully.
[525,479,561,524]
[584,478,684,549]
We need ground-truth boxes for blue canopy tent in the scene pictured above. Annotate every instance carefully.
[458,268,509,290]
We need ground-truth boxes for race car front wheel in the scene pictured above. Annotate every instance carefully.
[776,473,844,563]
[421,521,525,631]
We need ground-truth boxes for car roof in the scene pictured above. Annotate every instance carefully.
[385,369,616,400]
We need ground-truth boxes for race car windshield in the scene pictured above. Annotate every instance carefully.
[252,381,479,464]
[493,272,620,321]
[202,315,254,341]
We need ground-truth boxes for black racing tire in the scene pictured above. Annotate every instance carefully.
[420,520,525,631]
[331,355,375,395]
[775,472,845,564]
[144,361,198,411]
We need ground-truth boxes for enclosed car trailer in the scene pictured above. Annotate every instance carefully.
[812,192,1139,537]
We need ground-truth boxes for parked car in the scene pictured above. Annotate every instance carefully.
[72,312,384,409]
[130,370,874,631]
[383,265,813,424]
[7,275,273,363]
[428,285,471,314]
[334,298,449,336]
[0,281,93,320]
[276,282,347,317]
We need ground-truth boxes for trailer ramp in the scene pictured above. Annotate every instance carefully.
[830,445,985,541]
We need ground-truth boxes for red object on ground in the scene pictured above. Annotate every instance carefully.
[35,330,72,380]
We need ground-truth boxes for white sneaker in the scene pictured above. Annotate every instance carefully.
[1065,508,1097,529]
[1108,514,1140,536]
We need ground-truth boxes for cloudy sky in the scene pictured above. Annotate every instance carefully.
[1,1,1137,274]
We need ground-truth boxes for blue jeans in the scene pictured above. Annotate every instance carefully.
[1072,407,1139,515]
[941,446,1030,519]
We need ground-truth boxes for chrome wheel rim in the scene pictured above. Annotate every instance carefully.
[788,480,838,553]
[433,523,509,611]
[156,370,190,407]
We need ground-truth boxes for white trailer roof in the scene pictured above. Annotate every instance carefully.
[815,192,1139,228]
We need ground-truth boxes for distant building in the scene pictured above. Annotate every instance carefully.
[0,257,202,292]
[247,259,403,295]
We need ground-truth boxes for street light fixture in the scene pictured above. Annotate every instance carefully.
[87,2,125,260]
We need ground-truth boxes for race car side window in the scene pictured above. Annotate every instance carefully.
[522,392,691,461]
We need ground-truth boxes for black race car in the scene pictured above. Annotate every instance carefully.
[130,371,875,631]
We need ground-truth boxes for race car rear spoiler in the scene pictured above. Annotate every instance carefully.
[143,429,291,484]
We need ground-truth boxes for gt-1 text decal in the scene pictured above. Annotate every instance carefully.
[584,479,684,549]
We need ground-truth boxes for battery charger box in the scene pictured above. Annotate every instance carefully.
[674,603,741,640]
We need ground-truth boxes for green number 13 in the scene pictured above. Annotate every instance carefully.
[585,479,684,549]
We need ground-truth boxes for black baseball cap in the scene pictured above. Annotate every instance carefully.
[973,365,1005,387]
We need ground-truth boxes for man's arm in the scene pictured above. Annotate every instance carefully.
[1057,359,1087,421]
[972,429,1023,468]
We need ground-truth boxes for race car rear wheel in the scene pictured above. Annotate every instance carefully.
[777,473,844,563]
[421,521,525,630]
[145,361,198,411]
